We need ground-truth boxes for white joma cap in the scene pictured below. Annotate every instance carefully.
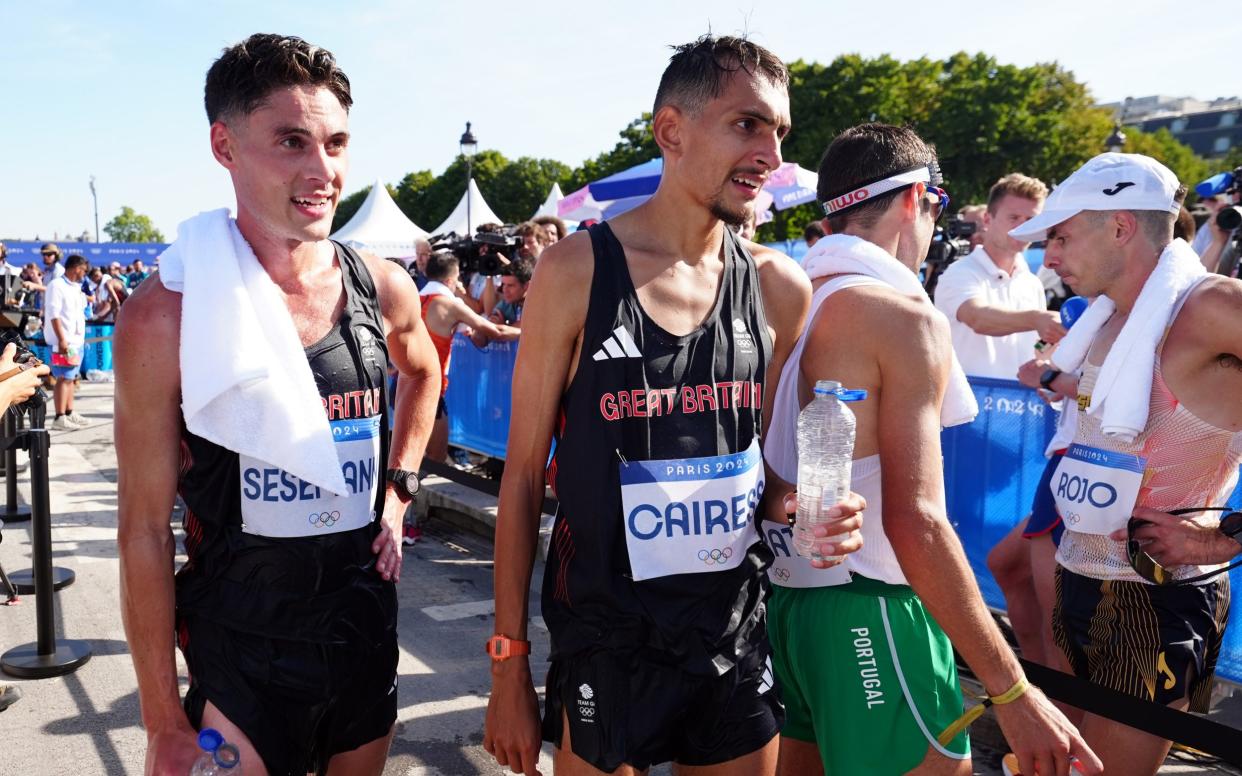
[1008,152,1182,242]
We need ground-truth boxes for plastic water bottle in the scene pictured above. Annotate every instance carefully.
[794,381,866,562]
[190,728,240,775]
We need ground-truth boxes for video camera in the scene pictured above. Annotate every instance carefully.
[0,328,47,417]
[430,226,522,277]
[922,214,977,296]
[1196,167,1242,231]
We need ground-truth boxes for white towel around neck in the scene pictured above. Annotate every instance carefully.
[158,209,348,495]
[801,234,978,428]
[1050,238,1208,443]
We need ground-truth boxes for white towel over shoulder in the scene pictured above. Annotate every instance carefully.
[158,209,347,495]
[801,235,978,427]
[1050,238,1208,443]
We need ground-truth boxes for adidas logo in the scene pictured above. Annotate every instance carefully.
[592,326,642,361]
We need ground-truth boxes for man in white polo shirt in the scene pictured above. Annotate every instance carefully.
[934,173,1064,378]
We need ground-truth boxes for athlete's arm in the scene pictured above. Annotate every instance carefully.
[484,234,592,776]
[365,254,440,583]
[752,244,864,565]
[453,297,520,343]
[871,297,1099,776]
[114,280,202,775]
[955,298,1066,342]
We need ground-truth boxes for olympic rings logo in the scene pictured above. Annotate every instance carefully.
[773,568,791,581]
[308,511,341,528]
[697,547,734,565]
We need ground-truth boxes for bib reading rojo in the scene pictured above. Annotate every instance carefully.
[1051,443,1146,535]
[620,439,764,581]
[761,519,851,588]
[238,416,381,538]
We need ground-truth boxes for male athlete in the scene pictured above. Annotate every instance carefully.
[762,124,1100,776]
[1010,153,1242,775]
[484,35,863,776]
[116,34,439,776]
[419,250,519,464]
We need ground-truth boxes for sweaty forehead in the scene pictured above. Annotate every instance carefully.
[703,71,789,120]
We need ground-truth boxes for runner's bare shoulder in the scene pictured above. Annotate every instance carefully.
[114,273,182,362]
[523,230,594,332]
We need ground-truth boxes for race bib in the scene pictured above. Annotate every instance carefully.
[238,416,381,538]
[620,439,763,581]
[760,519,851,588]
[1051,443,1146,535]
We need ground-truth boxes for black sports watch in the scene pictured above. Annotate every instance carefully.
[1039,368,1062,392]
[1221,512,1242,548]
[386,469,421,498]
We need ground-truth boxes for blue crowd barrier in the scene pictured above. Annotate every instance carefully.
[445,334,517,459]
[82,324,114,373]
[444,345,1242,684]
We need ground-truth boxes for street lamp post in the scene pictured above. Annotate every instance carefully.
[1106,96,1131,153]
[89,176,99,242]
[459,122,478,234]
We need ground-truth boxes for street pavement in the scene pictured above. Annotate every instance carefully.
[0,381,1237,775]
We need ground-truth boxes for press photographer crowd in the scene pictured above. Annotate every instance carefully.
[7,27,1242,776]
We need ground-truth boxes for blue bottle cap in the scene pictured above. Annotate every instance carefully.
[198,728,224,752]
[214,742,241,769]
[813,383,868,402]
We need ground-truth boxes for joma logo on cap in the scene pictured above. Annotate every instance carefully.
[1102,181,1136,196]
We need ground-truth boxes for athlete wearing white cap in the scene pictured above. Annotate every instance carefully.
[1011,153,1242,775]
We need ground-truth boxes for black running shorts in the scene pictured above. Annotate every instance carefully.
[180,616,398,775]
[1053,565,1230,712]
[541,648,782,772]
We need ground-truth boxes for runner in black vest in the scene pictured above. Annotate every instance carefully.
[115,35,440,776]
[484,36,863,776]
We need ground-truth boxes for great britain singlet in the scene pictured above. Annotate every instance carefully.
[542,222,773,676]
[175,241,394,641]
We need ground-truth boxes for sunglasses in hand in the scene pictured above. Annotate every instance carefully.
[1127,507,1242,585]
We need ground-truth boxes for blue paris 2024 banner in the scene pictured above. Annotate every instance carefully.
[3,241,167,267]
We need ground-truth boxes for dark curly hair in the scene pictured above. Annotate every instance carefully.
[204,33,352,123]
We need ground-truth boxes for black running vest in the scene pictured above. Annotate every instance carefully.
[542,223,773,675]
[175,242,394,642]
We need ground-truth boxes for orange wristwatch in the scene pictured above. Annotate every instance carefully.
[486,634,531,661]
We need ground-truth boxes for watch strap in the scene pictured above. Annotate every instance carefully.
[1039,369,1062,391]
[486,634,531,661]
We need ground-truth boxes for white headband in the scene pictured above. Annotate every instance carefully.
[822,167,931,216]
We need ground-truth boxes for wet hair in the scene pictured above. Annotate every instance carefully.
[653,34,788,117]
[504,258,535,286]
[816,123,937,234]
[802,221,825,242]
[426,250,458,281]
[205,33,352,123]
[64,254,89,271]
[987,173,1048,213]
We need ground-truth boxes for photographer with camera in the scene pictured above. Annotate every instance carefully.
[0,337,50,714]
[933,173,1062,379]
[485,258,533,329]
[43,254,89,430]
[1195,168,1242,276]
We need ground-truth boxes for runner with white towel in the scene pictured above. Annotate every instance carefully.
[114,34,440,776]
[1010,152,1242,776]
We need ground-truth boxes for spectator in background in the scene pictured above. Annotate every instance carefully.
[127,259,150,289]
[533,215,567,245]
[1174,205,1196,243]
[738,207,757,240]
[20,243,65,298]
[802,220,825,248]
[410,237,432,290]
[958,203,988,250]
[414,250,518,475]
[90,271,129,323]
[486,258,533,329]
[1192,194,1227,258]
[933,173,1062,379]
[516,221,545,262]
[44,254,90,430]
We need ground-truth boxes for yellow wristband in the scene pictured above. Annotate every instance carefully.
[936,678,1029,746]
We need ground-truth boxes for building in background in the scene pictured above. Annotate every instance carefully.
[1100,95,1242,158]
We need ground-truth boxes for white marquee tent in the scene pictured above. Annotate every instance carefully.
[330,179,428,255]
[532,183,564,219]
[431,178,503,236]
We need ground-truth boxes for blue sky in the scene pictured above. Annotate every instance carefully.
[3,0,1236,241]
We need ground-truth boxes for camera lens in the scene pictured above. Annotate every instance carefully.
[1217,206,1242,232]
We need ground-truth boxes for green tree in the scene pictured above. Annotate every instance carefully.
[1117,127,1210,204]
[565,114,658,192]
[331,185,376,232]
[104,206,165,243]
